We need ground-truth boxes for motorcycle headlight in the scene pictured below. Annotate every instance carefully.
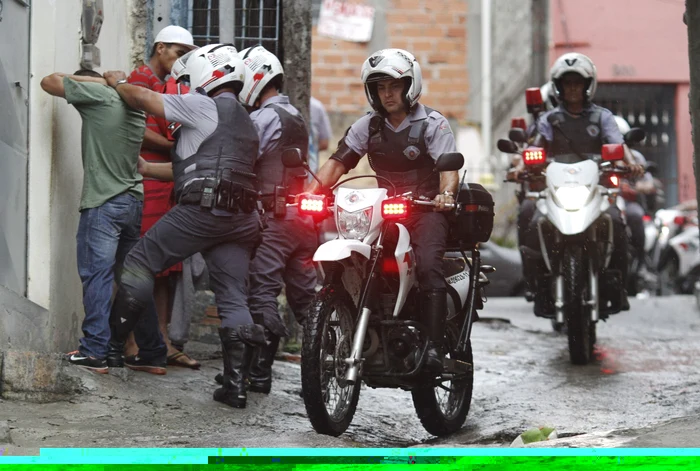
[337,207,373,240]
[554,186,591,211]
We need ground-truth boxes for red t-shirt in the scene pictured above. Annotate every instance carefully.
[128,65,170,163]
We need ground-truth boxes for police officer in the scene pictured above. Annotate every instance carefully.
[103,44,265,409]
[307,48,459,373]
[509,52,644,312]
[214,45,318,394]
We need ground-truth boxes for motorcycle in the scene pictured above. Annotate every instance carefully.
[280,149,494,437]
[500,130,643,364]
[658,215,700,295]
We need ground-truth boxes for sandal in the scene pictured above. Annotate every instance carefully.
[167,351,201,370]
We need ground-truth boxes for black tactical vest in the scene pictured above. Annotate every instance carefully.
[255,104,310,196]
[366,107,440,198]
[547,105,604,163]
[171,96,259,201]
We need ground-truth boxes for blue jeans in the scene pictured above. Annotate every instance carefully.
[77,192,164,359]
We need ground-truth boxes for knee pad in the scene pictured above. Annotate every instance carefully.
[109,286,148,343]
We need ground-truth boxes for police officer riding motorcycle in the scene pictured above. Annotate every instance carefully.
[307,48,460,373]
[509,52,644,318]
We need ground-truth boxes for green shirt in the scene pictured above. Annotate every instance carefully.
[64,78,145,210]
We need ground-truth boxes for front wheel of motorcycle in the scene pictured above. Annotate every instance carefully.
[300,285,361,437]
[411,321,473,437]
[564,245,595,364]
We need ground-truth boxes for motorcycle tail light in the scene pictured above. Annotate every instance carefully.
[297,193,327,215]
[602,143,624,161]
[381,198,411,220]
[523,147,546,166]
[643,214,652,223]
[674,215,687,226]
[609,175,619,187]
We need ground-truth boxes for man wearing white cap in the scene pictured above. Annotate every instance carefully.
[123,25,198,373]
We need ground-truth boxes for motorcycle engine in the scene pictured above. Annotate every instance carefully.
[386,327,421,371]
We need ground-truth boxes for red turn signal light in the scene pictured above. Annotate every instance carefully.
[297,193,327,215]
[523,147,546,166]
[381,198,411,220]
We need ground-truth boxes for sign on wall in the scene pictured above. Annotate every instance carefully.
[317,0,375,43]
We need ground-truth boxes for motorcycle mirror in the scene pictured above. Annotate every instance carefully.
[435,152,465,172]
[624,128,646,146]
[497,139,518,154]
[509,128,528,144]
[282,148,304,168]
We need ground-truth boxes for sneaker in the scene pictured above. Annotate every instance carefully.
[124,355,167,375]
[65,350,108,374]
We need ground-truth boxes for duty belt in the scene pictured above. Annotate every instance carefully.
[178,177,258,213]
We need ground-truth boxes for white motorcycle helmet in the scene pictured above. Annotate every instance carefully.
[361,48,423,112]
[170,48,198,84]
[238,45,284,107]
[186,43,246,96]
[614,115,631,136]
[539,81,558,111]
[550,52,597,103]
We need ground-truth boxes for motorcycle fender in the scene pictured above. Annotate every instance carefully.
[393,223,416,317]
[313,239,371,262]
[544,192,605,235]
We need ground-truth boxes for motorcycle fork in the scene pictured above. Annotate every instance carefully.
[456,246,481,354]
[345,226,386,385]
[587,226,599,322]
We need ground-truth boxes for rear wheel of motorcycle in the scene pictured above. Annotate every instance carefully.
[564,246,594,365]
[300,286,360,437]
[411,321,473,437]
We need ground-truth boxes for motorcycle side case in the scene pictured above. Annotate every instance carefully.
[447,183,494,248]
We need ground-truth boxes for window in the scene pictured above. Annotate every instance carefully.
[233,0,282,58]
[187,0,281,56]
[189,0,220,46]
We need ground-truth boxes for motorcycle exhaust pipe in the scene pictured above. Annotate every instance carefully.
[345,307,372,384]
[555,275,564,324]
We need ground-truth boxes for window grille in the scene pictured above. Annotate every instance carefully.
[188,0,220,46]
[233,0,282,59]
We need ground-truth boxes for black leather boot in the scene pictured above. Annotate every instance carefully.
[106,286,147,368]
[422,289,447,374]
[248,329,280,394]
[214,329,280,394]
[213,324,266,409]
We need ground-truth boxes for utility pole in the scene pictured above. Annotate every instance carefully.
[530,0,549,88]
[281,0,312,126]
[686,1,700,206]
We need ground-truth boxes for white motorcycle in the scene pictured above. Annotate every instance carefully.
[659,216,700,294]
[501,136,637,365]
[281,150,494,437]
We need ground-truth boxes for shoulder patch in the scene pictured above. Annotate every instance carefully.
[439,121,453,135]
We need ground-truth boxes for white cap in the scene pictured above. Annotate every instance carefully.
[154,25,196,50]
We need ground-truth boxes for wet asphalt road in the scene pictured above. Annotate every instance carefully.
[3,295,700,452]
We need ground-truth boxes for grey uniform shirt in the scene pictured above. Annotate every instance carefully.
[163,91,238,216]
[536,104,624,145]
[344,103,457,162]
[163,91,234,159]
[249,94,302,160]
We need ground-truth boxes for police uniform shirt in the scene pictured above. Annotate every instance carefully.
[536,104,624,145]
[163,92,234,159]
[249,94,302,159]
[343,103,457,161]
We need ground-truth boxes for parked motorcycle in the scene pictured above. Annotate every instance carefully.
[281,150,494,437]
[500,129,643,364]
[658,215,700,295]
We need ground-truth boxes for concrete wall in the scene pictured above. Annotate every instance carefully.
[28,0,139,353]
